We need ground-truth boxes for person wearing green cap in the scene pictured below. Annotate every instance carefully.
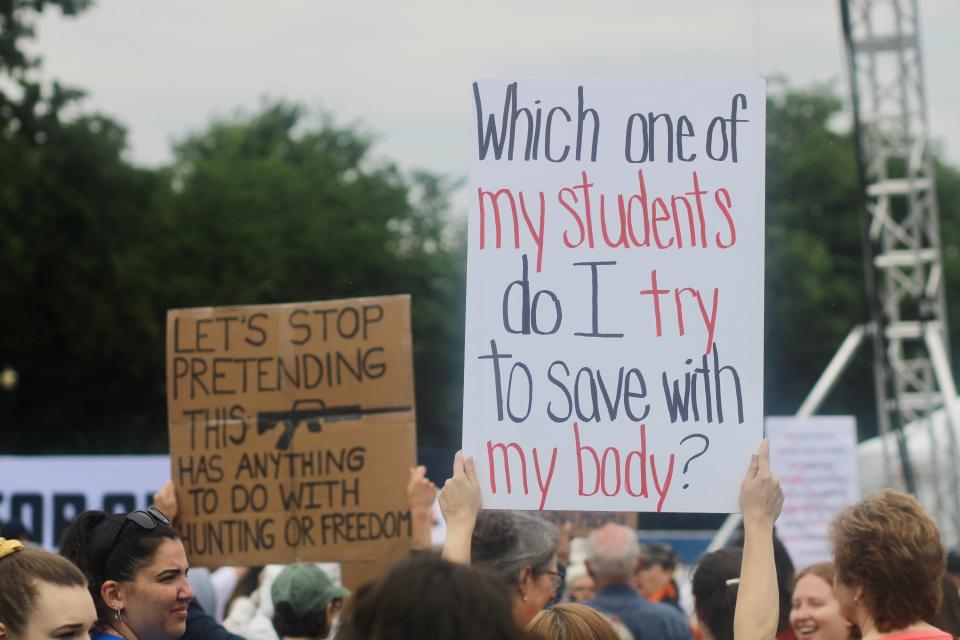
[270,564,349,640]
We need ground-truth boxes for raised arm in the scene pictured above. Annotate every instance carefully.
[734,439,784,640]
[153,480,179,522]
[439,450,482,564]
[407,465,439,552]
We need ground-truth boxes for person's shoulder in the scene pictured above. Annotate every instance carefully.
[643,600,692,639]
[884,631,954,640]
[583,589,634,616]
[582,593,612,610]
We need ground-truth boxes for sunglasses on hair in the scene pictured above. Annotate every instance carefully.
[108,507,172,555]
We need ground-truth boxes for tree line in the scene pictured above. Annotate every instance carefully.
[1,2,958,452]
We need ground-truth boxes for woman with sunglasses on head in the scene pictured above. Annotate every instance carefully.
[59,507,196,640]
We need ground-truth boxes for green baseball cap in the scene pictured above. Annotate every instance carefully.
[271,563,350,614]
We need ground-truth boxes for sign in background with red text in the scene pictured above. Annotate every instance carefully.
[463,79,765,513]
[768,416,859,568]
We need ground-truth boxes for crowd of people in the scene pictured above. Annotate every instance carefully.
[3,441,960,640]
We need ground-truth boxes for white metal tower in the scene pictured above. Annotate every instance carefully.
[841,0,960,533]
[709,0,959,552]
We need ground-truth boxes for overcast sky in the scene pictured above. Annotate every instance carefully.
[31,0,960,180]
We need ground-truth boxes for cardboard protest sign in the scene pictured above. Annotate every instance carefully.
[768,416,859,568]
[166,295,416,566]
[463,79,765,513]
[538,511,639,538]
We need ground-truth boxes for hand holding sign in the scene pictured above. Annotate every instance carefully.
[440,451,482,564]
[408,465,438,551]
[735,439,784,640]
[166,296,417,567]
[463,78,765,513]
[153,481,179,523]
[738,439,783,527]
[408,466,438,512]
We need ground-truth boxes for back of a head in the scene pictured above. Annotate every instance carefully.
[271,563,349,640]
[59,509,179,624]
[527,603,621,640]
[0,540,88,637]
[692,547,743,640]
[585,523,639,585]
[472,511,560,585]
[338,555,529,640]
[831,489,944,632]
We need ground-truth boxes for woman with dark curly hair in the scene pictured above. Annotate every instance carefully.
[830,489,949,640]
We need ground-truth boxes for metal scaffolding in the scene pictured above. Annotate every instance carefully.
[841,0,960,532]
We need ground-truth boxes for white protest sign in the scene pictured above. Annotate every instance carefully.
[767,416,859,568]
[0,456,170,549]
[463,79,765,513]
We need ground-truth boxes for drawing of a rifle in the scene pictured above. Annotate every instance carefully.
[256,399,411,450]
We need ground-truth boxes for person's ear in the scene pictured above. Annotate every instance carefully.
[101,580,125,610]
[0,621,8,640]
[517,567,533,597]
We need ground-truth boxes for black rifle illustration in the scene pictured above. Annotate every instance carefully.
[257,399,411,450]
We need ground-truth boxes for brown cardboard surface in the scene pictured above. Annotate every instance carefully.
[338,538,412,592]
[166,296,416,567]
[537,511,639,538]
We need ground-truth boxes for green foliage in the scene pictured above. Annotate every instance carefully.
[763,82,874,428]
[936,159,960,360]
[0,113,170,451]
[0,0,91,143]
[763,81,960,437]
[0,96,466,451]
[153,102,465,446]
[1,0,958,450]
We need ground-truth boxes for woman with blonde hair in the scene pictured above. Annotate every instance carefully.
[527,603,628,640]
[0,537,97,640]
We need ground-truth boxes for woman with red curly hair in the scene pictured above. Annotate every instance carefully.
[830,490,949,640]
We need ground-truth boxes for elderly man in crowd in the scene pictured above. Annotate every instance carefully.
[584,523,693,640]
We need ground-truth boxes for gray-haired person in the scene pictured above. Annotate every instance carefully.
[583,524,693,640]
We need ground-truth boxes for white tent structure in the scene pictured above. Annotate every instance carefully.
[859,402,960,548]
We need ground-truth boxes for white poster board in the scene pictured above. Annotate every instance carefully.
[463,79,765,513]
[0,456,170,550]
[767,416,859,568]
